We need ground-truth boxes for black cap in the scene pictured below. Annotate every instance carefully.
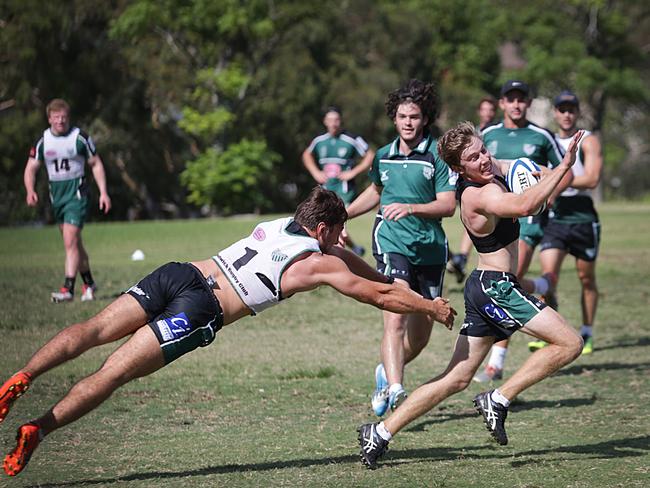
[324,105,342,116]
[554,90,579,107]
[500,80,530,97]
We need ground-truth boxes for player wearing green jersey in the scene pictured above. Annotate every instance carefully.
[345,80,456,416]
[303,106,374,256]
[24,99,111,303]
[529,91,603,355]
[474,81,570,383]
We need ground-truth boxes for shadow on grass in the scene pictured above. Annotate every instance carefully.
[555,361,650,377]
[27,435,650,486]
[406,396,597,432]
[592,336,650,351]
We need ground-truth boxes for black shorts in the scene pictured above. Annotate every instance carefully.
[127,262,224,364]
[540,220,601,262]
[460,270,547,341]
[374,252,445,299]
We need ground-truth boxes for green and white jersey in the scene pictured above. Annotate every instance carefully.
[307,131,368,199]
[552,131,598,224]
[369,133,456,265]
[481,121,564,168]
[32,127,96,182]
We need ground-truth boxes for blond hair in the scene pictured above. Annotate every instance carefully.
[437,121,478,170]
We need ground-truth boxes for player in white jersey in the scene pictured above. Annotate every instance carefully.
[0,187,456,477]
[23,99,111,303]
[530,91,603,355]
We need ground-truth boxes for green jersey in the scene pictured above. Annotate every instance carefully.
[552,131,598,224]
[369,133,456,265]
[307,130,369,203]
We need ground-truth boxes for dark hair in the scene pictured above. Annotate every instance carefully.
[437,121,478,169]
[385,79,439,124]
[323,105,342,117]
[294,186,348,230]
[46,98,70,117]
[477,95,497,110]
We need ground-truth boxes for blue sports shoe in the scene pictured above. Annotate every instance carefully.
[371,364,389,417]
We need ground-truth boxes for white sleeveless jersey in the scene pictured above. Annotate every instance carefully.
[556,130,591,198]
[213,217,322,314]
[36,127,95,182]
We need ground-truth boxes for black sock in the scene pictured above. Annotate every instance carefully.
[80,270,94,286]
[64,276,76,293]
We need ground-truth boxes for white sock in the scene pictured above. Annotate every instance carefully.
[533,276,549,295]
[388,383,404,395]
[491,389,511,407]
[376,422,392,441]
[487,345,508,370]
[580,325,593,338]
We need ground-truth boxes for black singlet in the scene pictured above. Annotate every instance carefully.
[456,175,520,253]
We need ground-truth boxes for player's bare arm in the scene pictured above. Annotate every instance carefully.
[381,190,455,221]
[302,148,327,184]
[570,134,602,189]
[345,182,382,219]
[281,251,456,328]
[87,155,111,214]
[23,157,41,206]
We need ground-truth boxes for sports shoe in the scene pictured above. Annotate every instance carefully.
[527,340,548,352]
[540,272,558,310]
[389,387,407,412]
[371,364,389,417]
[351,245,366,257]
[473,390,509,445]
[3,423,41,476]
[357,423,389,469]
[51,287,73,303]
[80,283,97,302]
[581,335,593,355]
[0,372,31,424]
[446,254,467,284]
[472,365,503,383]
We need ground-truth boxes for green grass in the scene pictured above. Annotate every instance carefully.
[1,204,649,487]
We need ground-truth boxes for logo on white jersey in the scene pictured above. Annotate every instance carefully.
[271,249,288,262]
[253,228,266,241]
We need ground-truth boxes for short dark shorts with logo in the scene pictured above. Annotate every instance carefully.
[460,270,547,342]
[375,252,445,299]
[126,262,224,364]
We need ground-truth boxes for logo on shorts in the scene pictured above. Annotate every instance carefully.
[460,321,471,330]
[157,312,192,342]
[253,227,266,241]
[585,248,596,259]
[127,285,149,299]
[482,303,517,327]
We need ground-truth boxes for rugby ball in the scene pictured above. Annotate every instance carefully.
[506,158,546,215]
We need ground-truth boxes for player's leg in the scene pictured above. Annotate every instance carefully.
[3,325,164,476]
[379,303,410,411]
[576,257,598,354]
[0,294,148,425]
[76,232,97,301]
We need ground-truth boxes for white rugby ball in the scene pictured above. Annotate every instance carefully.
[506,158,546,215]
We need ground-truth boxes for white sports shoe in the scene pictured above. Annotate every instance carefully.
[51,288,73,303]
[80,284,97,302]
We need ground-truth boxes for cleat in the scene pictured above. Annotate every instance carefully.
[472,365,503,383]
[3,423,41,476]
[0,372,32,424]
[357,423,389,469]
[527,340,548,352]
[474,391,508,445]
[351,245,366,257]
[371,364,389,417]
[80,283,97,302]
[389,388,407,412]
[540,272,558,310]
[51,287,73,303]
[581,336,593,355]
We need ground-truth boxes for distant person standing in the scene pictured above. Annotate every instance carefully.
[24,99,111,303]
[303,106,374,255]
[530,91,603,355]
[447,95,498,283]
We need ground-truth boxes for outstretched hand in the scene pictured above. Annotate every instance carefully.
[432,297,457,330]
[562,130,585,168]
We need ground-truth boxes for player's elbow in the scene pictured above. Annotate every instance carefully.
[440,201,456,218]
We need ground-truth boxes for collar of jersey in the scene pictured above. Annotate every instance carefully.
[388,131,432,158]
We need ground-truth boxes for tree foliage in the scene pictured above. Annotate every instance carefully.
[1,0,649,224]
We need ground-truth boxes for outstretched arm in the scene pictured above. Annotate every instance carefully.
[281,252,456,328]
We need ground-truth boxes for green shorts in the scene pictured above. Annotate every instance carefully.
[50,178,88,227]
[519,217,545,248]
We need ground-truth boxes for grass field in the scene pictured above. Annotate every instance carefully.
[1,203,649,487]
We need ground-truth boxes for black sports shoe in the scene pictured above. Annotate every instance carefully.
[473,390,509,445]
[357,423,389,469]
